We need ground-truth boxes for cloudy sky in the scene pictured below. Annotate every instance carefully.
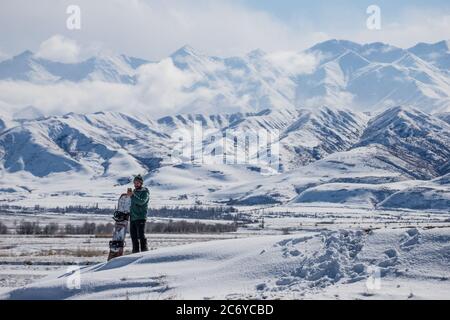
[0,0,449,117]
[0,0,449,60]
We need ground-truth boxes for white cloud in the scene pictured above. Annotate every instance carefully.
[0,50,9,62]
[0,58,205,117]
[136,58,201,112]
[265,51,318,75]
[0,80,134,115]
[1,1,449,119]
[35,35,81,63]
[350,9,450,48]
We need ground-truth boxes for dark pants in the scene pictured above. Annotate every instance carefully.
[130,220,148,253]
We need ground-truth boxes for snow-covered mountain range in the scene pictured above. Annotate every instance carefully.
[0,105,448,210]
[1,39,450,114]
[0,50,149,84]
[0,39,449,211]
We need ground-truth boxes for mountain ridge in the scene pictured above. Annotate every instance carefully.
[1,39,450,115]
[0,39,449,210]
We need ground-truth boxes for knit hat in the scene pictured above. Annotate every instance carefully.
[133,174,144,183]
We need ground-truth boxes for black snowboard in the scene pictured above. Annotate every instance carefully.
[107,194,131,261]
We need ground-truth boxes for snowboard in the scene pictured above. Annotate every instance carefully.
[107,194,132,261]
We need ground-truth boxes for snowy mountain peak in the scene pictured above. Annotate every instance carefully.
[431,40,450,51]
[170,45,211,71]
[0,50,147,83]
[171,45,200,58]
[360,43,404,63]
[311,40,406,64]
[410,40,450,53]
[362,41,392,50]
[120,54,150,69]
[393,51,429,68]
[12,106,45,121]
[408,40,450,70]
[247,49,267,60]
[367,105,446,134]
[334,50,371,72]
[15,50,34,59]
[309,39,361,53]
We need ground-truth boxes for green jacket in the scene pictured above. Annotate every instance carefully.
[130,187,149,221]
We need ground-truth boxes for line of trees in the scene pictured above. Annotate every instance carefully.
[0,204,244,221]
[149,206,242,221]
[145,220,237,233]
[14,221,115,236]
[6,220,238,236]
[0,204,112,215]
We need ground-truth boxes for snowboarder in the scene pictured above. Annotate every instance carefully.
[127,174,150,253]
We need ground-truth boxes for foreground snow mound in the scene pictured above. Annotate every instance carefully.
[3,228,450,300]
[263,231,367,292]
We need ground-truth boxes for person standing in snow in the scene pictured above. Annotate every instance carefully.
[126,175,150,253]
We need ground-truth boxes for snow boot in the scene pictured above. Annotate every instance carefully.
[140,238,148,252]
[132,239,140,253]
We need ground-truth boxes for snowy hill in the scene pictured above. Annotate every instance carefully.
[357,106,450,179]
[3,228,449,299]
[208,145,422,207]
[378,173,450,210]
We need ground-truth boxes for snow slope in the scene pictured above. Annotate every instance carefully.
[2,228,449,300]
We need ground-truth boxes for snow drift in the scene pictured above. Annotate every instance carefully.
[2,228,450,300]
